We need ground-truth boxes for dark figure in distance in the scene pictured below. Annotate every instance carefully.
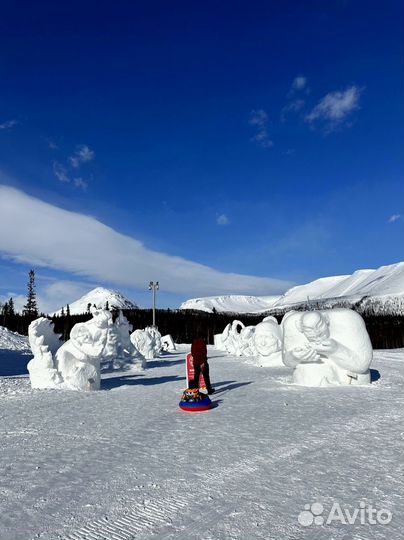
[190,338,215,395]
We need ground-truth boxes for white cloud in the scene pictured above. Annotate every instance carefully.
[292,76,307,90]
[216,214,230,225]
[0,119,18,130]
[48,139,58,150]
[53,161,70,183]
[305,85,362,130]
[74,177,88,190]
[69,145,95,168]
[281,98,305,121]
[249,109,273,149]
[388,214,402,223]
[0,184,293,297]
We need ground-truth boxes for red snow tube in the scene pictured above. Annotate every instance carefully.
[179,389,213,413]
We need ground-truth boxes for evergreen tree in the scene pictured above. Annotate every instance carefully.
[105,300,109,310]
[61,307,65,316]
[66,304,70,317]
[8,298,15,316]
[87,302,92,313]
[23,270,38,316]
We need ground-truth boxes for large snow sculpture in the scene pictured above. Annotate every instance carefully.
[130,326,161,360]
[101,311,146,371]
[253,317,283,367]
[27,318,63,389]
[282,309,373,386]
[55,309,111,391]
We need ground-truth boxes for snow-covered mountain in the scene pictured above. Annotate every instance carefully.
[180,262,404,315]
[52,287,139,316]
[181,295,282,314]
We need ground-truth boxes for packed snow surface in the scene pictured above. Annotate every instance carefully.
[181,262,404,313]
[52,287,139,315]
[0,340,403,539]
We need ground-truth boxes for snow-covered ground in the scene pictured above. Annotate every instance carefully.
[0,340,403,539]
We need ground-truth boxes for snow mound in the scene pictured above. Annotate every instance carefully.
[52,287,139,315]
[181,262,404,314]
[0,326,30,351]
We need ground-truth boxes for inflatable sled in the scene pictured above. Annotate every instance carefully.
[179,388,213,413]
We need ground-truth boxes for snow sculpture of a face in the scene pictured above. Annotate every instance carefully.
[282,309,373,386]
[298,312,330,345]
[253,318,283,367]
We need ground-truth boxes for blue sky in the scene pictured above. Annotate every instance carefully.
[0,0,402,312]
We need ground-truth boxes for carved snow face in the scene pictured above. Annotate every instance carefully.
[254,322,281,356]
[300,312,330,344]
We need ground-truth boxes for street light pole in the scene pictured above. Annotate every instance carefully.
[148,281,159,328]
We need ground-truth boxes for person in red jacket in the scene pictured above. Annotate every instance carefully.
[190,337,215,395]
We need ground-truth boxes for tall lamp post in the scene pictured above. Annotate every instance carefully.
[148,281,159,328]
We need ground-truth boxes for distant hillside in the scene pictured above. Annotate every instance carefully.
[181,262,404,316]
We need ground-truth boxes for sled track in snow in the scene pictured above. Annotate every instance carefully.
[58,412,379,540]
[63,493,190,540]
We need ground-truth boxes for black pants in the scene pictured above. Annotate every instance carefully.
[191,362,212,391]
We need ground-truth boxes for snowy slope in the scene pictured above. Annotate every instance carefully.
[181,262,404,313]
[181,294,281,313]
[0,326,30,351]
[52,287,139,315]
[0,345,402,539]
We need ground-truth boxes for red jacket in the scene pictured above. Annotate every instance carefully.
[191,338,207,366]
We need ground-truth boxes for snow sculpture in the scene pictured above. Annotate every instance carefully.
[253,317,283,367]
[161,334,176,351]
[238,326,257,357]
[27,318,63,389]
[282,309,373,386]
[130,326,161,360]
[221,320,245,355]
[101,311,146,371]
[55,309,111,391]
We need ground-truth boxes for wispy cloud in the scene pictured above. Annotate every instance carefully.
[216,213,230,225]
[0,184,293,297]
[281,98,305,121]
[305,85,362,131]
[69,145,95,168]
[0,119,18,130]
[292,75,307,91]
[48,139,58,150]
[249,109,273,149]
[73,177,88,190]
[388,214,402,223]
[53,161,70,183]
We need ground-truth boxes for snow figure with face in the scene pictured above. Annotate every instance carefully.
[282,309,373,386]
[55,309,111,391]
[253,317,283,367]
